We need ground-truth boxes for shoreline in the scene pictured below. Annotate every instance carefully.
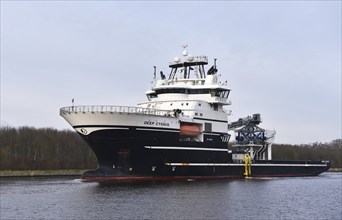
[328,168,342,172]
[0,169,86,177]
[1,168,342,177]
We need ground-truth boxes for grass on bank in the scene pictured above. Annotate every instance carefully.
[0,169,87,177]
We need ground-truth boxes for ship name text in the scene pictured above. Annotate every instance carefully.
[144,120,170,127]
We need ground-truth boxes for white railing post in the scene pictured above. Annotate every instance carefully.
[61,105,176,117]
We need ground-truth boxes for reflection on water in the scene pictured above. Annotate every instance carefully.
[1,173,341,220]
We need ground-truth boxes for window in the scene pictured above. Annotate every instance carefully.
[155,88,187,95]
[210,89,230,98]
[146,93,157,101]
[204,123,212,132]
[188,89,210,94]
[187,89,230,97]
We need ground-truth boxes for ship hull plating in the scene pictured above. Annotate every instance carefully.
[78,128,330,182]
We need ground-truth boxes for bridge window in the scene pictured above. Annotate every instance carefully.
[211,89,230,98]
[188,89,210,94]
[146,93,157,101]
[155,88,230,98]
[155,88,187,94]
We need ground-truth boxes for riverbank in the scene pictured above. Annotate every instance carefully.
[328,168,342,172]
[0,169,86,177]
[1,168,341,177]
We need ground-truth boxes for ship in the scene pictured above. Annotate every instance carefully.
[60,46,330,181]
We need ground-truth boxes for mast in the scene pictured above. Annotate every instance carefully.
[168,46,208,80]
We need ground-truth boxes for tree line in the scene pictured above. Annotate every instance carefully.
[272,140,341,167]
[0,126,341,170]
[0,126,97,170]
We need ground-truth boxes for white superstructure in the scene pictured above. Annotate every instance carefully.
[60,47,231,142]
[138,47,231,134]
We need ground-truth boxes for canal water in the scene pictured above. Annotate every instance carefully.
[1,172,341,220]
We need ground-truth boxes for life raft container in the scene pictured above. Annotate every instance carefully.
[180,124,201,137]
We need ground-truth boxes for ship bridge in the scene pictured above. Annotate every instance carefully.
[139,46,232,122]
[146,46,230,103]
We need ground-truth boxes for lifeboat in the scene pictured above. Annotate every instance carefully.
[180,124,201,137]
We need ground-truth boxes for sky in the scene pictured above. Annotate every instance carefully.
[1,1,341,144]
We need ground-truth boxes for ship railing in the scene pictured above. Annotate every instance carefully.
[60,105,175,117]
[169,55,208,66]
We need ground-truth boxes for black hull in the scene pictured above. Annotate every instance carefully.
[78,127,330,182]
[81,162,330,182]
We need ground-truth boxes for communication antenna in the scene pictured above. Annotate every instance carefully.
[181,44,188,56]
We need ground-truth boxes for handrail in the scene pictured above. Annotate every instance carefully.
[60,105,175,117]
[169,55,208,66]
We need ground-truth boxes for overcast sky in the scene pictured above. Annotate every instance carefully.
[1,1,341,144]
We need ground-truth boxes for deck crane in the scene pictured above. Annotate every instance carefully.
[228,114,276,162]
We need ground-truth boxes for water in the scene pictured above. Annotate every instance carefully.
[1,173,341,220]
